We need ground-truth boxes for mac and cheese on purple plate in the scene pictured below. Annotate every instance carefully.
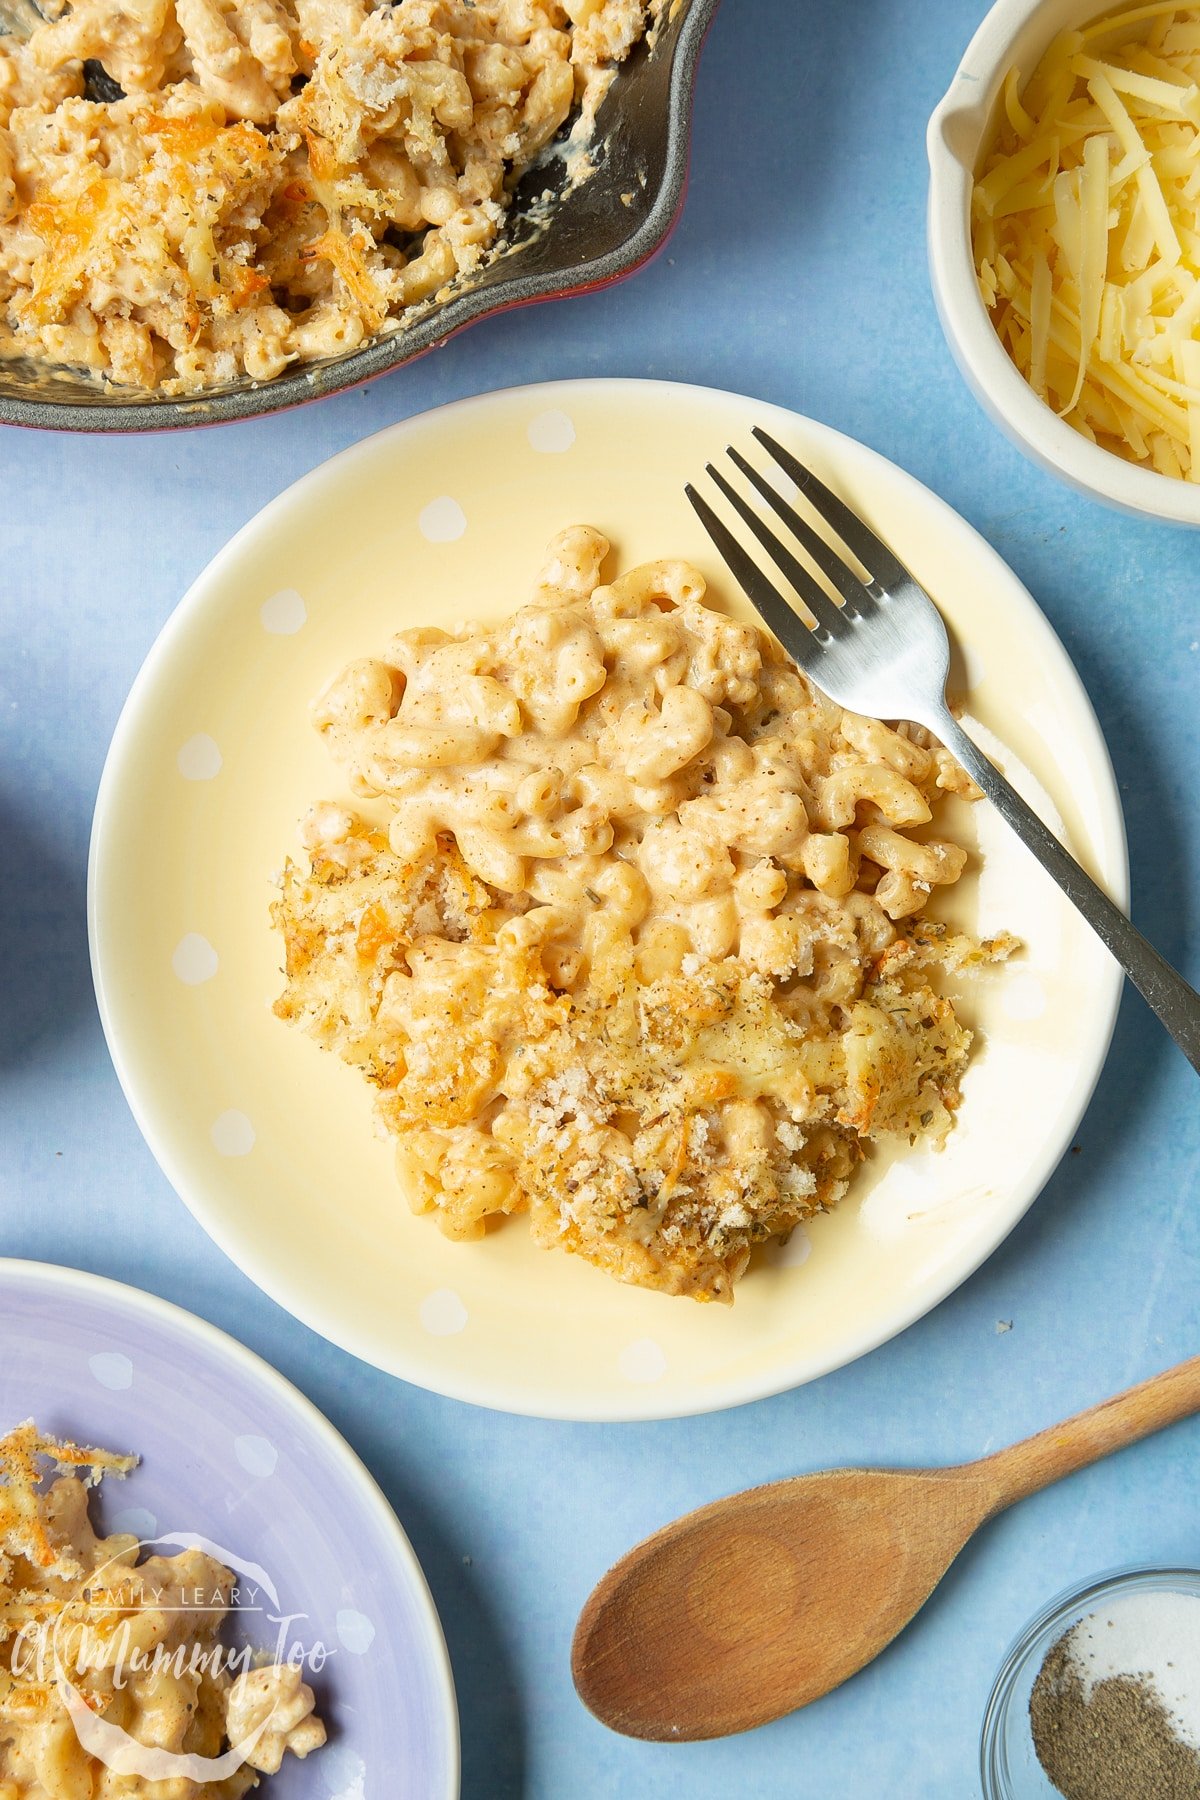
[0,1423,325,1797]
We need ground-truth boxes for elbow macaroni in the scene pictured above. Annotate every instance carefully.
[0,0,656,391]
[273,528,1016,1303]
[0,1424,326,1798]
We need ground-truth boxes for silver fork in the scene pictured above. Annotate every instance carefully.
[686,427,1200,1075]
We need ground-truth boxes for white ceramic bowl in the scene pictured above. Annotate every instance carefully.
[927,0,1200,527]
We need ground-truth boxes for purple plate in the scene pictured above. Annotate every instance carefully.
[0,1259,459,1798]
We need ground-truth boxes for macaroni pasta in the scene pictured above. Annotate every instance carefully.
[0,0,654,390]
[273,528,1014,1301]
[0,1423,325,1798]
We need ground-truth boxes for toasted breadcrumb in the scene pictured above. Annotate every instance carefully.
[0,0,658,391]
[271,531,1018,1303]
[273,829,1015,1302]
[0,1421,325,1791]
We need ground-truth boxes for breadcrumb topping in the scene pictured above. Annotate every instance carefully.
[271,531,1017,1302]
[0,0,657,391]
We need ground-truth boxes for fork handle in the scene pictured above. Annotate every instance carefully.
[934,714,1200,1075]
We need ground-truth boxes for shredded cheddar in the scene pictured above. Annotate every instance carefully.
[974,2,1200,478]
[301,229,388,333]
[141,112,228,157]
[24,182,123,324]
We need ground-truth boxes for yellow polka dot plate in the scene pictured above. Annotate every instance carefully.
[88,380,1126,1419]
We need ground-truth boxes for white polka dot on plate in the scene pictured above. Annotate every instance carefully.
[172,933,218,985]
[336,1609,376,1655]
[111,1507,158,1540]
[234,1434,278,1479]
[211,1111,255,1157]
[526,409,576,454]
[260,588,307,635]
[618,1339,667,1383]
[769,1226,813,1269]
[177,734,222,781]
[418,497,467,543]
[419,1289,467,1336]
[1002,969,1048,1021]
[89,1352,133,1391]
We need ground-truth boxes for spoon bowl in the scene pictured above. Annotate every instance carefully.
[573,1355,1200,1740]
[573,1467,993,1739]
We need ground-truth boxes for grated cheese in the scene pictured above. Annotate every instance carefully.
[973,2,1200,478]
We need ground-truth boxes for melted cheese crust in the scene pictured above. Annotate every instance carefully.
[0,0,655,391]
[272,530,1015,1303]
[0,1424,325,1798]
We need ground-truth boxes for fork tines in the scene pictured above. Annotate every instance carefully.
[685,428,905,666]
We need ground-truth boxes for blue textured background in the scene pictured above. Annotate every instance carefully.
[2,1,1199,1794]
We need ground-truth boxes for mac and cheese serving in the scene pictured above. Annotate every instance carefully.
[0,0,653,391]
[0,1422,325,1797]
[273,528,1014,1302]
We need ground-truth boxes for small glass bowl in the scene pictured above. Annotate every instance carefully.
[980,1565,1200,1798]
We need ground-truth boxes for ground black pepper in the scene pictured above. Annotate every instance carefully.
[1031,1636,1200,1800]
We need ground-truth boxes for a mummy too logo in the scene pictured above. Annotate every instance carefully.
[10,1532,331,1779]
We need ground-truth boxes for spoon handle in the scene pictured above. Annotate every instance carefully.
[974,1353,1200,1515]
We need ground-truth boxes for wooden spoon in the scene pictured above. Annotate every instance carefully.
[572,1354,1200,1741]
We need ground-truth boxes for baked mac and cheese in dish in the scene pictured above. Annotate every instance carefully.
[273,528,1014,1302]
[0,0,654,391]
[0,1422,325,1796]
